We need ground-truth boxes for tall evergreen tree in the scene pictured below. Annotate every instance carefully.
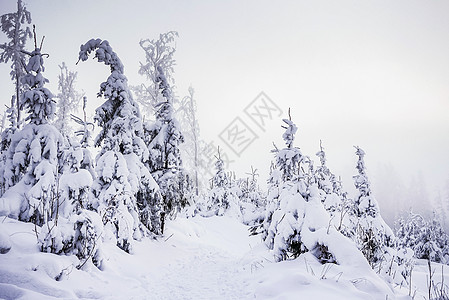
[2,30,63,226]
[78,38,162,252]
[143,64,186,224]
[133,32,187,225]
[0,0,32,126]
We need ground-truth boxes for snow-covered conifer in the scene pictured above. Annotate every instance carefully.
[315,142,356,238]
[396,211,449,264]
[0,100,19,196]
[262,116,303,260]
[78,38,162,252]
[143,64,186,222]
[239,167,266,225]
[353,146,394,266]
[263,113,342,263]
[315,141,341,214]
[134,32,191,222]
[204,149,238,216]
[0,0,32,125]
[2,31,63,227]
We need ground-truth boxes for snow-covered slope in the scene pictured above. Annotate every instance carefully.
[0,215,445,299]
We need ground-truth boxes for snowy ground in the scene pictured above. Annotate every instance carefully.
[0,215,447,299]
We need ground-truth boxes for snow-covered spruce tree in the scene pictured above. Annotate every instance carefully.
[201,148,240,217]
[78,39,162,252]
[54,62,82,137]
[143,64,186,223]
[262,116,304,261]
[0,0,32,125]
[315,141,356,238]
[0,100,19,196]
[315,141,341,214]
[2,33,63,226]
[353,146,394,267]
[134,31,187,224]
[263,113,341,263]
[239,167,266,225]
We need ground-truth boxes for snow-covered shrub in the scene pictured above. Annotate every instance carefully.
[262,117,305,260]
[38,209,103,269]
[78,38,162,252]
[378,245,414,286]
[396,212,449,264]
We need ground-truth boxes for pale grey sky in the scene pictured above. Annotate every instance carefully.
[1,0,449,217]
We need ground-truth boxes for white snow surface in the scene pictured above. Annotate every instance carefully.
[0,215,440,299]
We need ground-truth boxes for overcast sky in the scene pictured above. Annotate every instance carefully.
[1,0,449,217]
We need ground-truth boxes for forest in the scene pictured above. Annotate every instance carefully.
[0,1,449,299]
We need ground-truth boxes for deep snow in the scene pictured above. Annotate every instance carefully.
[0,215,447,299]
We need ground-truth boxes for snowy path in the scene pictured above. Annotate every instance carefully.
[92,216,259,300]
[144,245,252,299]
[139,216,256,299]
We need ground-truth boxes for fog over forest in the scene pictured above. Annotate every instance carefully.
[1,0,448,231]
[3,1,449,299]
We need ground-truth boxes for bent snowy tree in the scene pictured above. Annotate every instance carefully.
[78,38,162,252]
